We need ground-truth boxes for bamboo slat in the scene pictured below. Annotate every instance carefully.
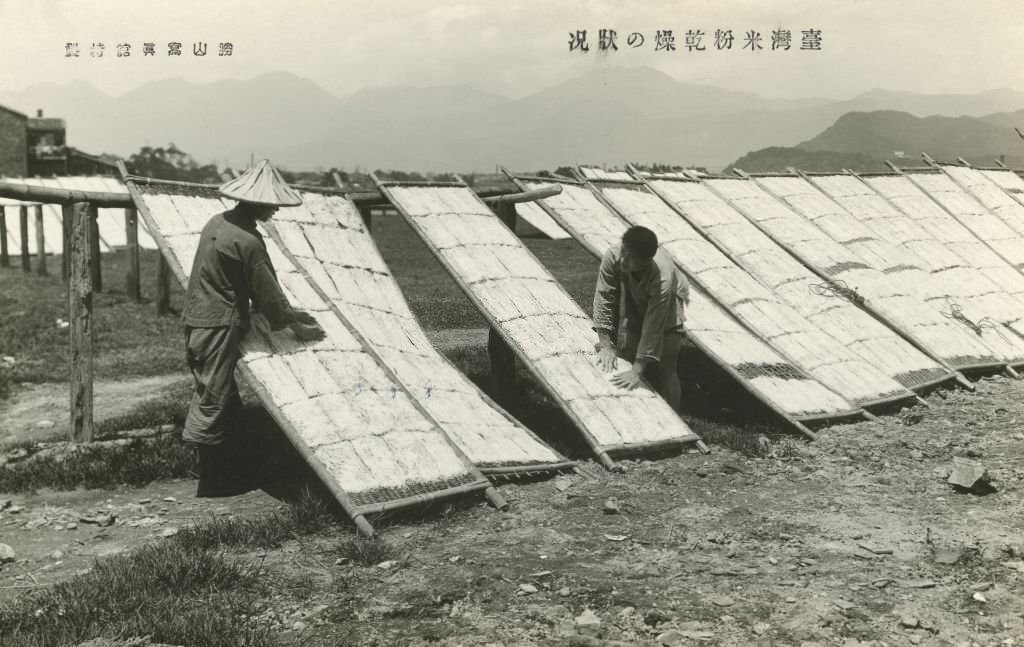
[124,178,492,528]
[376,178,701,463]
[502,172,857,425]
[708,176,1001,373]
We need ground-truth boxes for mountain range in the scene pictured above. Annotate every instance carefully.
[2,67,1022,172]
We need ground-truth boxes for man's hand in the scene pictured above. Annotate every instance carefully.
[292,310,318,326]
[610,366,643,390]
[596,345,618,373]
[290,321,326,342]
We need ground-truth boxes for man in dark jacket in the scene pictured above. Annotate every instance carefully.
[182,159,324,497]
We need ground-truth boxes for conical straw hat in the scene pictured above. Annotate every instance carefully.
[218,159,303,206]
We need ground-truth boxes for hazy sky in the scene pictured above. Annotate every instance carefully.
[1,0,1022,99]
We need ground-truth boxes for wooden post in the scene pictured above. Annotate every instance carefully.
[0,208,8,267]
[19,205,30,272]
[495,201,517,234]
[34,205,46,275]
[156,253,171,315]
[69,202,94,443]
[61,204,71,281]
[487,327,516,396]
[88,205,101,292]
[125,207,141,301]
[358,206,373,232]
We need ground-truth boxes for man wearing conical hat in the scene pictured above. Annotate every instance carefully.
[182,159,325,497]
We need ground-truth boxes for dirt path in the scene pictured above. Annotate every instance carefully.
[0,374,190,445]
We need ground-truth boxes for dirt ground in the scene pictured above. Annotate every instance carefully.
[2,375,1023,646]
[0,374,190,446]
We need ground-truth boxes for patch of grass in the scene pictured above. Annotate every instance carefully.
[94,381,191,438]
[0,436,193,494]
[176,488,336,551]
[0,541,272,647]
[333,535,399,566]
[0,250,185,384]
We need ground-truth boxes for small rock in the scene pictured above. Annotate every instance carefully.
[617,606,635,617]
[603,498,621,515]
[2,355,15,364]
[0,543,15,563]
[971,582,992,592]
[159,527,179,538]
[138,498,152,504]
[557,587,571,597]
[644,608,671,626]
[519,583,538,595]
[934,548,962,565]
[753,622,770,635]
[0,499,10,511]
[448,555,461,563]
[8,505,24,514]
[163,497,177,503]
[603,534,628,542]
[834,598,855,610]
[35,420,55,429]
[710,595,735,607]
[948,457,993,493]
[334,557,351,566]
[376,560,396,570]
[49,550,64,560]
[902,579,937,589]
[908,635,923,645]
[899,616,920,628]
[574,608,601,636]
[292,620,308,632]
[159,424,176,433]
[695,466,711,478]
[785,597,797,603]
[972,592,987,603]
[65,522,77,530]
[656,629,687,646]
[767,556,779,565]
[553,477,574,492]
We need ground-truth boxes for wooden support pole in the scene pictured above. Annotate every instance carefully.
[0,208,8,267]
[155,253,171,315]
[125,207,141,302]
[88,205,101,292]
[69,202,94,443]
[34,205,46,275]
[358,205,372,231]
[19,205,30,272]
[487,327,516,396]
[495,201,517,233]
[61,204,71,282]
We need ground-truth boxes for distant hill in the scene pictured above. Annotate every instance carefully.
[2,68,1022,172]
[724,148,886,174]
[795,110,1024,166]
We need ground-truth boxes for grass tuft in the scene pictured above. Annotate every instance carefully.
[333,535,399,567]
[176,488,336,551]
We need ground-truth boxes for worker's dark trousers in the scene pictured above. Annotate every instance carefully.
[183,325,259,497]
